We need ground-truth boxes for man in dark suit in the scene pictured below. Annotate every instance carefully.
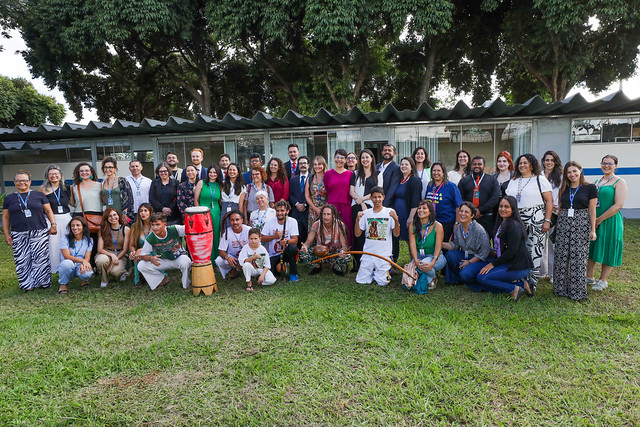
[458,156,500,235]
[242,153,263,184]
[288,155,310,246]
[376,143,402,262]
[180,148,207,182]
[283,143,300,179]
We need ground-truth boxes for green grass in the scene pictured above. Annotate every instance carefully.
[1,220,639,425]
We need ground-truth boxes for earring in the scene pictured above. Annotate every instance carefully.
[90,175,94,179]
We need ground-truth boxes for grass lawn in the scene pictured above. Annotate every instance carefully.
[1,220,639,425]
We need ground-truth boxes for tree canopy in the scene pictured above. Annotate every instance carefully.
[7,0,640,122]
[0,76,65,127]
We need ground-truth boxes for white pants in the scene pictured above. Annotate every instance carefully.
[47,212,71,272]
[242,263,276,285]
[356,254,392,286]
[215,255,238,278]
[139,255,192,290]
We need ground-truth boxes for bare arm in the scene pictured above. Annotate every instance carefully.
[3,210,12,245]
[597,180,628,225]
[542,191,553,233]
[588,197,598,241]
[193,181,203,207]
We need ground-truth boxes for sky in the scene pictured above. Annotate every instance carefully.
[1,29,639,125]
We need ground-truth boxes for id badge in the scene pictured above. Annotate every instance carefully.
[419,248,425,256]
[474,190,480,199]
[464,250,469,258]
[24,209,32,218]
[596,200,600,207]
[567,208,574,217]
[136,191,141,196]
[516,194,521,203]
[107,197,113,205]
[227,205,232,213]
[57,205,64,214]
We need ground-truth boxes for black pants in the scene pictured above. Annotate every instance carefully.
[476,213,495,237]
[270,244,298,275]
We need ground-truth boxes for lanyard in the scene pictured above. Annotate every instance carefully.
[473,173,485,191]
[429,183,444,211]
[208,182,218,208]
[596,176,613,193]
[419,221,432,245]
[256,209,268,226]
[17,190,30,210]
[131,176,142,192]
[53,187,62,206]
[142,224,150,238]
[419,169,425,180]
[569,185,580,208]
[517,176,533,197]
[72,238,86,258]
[459,222,471,240]
[111,226,121,253]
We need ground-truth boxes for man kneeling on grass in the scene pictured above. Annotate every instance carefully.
[239,228,276,291]
[261,200,299,282]
[215,210,250,279]
[355,186,400,286]
[138,212,192,290]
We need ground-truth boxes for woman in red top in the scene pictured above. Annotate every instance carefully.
[266,158,290,203]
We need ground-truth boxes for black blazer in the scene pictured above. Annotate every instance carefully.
[377,161,401,207]
[492,220,534,271]
[284,160,299,179]
[288,173,309,228]
[180,165,207,183]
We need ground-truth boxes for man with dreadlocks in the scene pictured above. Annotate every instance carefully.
[215,210,251,279]
[300,204,351,276]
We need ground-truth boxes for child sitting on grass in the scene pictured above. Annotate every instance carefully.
[238,228,276,291]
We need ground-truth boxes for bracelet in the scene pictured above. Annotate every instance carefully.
[544,218,551,223]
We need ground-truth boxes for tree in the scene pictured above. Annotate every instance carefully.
[0,76,65,127]
[494,0,640,102]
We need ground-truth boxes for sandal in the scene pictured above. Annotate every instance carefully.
[246,286,254,292]
[157,276,170,288]
[58,285,68,294]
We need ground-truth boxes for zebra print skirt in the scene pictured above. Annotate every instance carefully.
[11,228,51,290]
[518,204,546,290]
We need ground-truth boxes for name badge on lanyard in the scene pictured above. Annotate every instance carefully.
[567,208,574,217]
[108,197,114,205]
[419,248,424,256]
[58,205,64,214]
[24,209,32,218]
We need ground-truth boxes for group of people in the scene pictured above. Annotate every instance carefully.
[2,143,627,301]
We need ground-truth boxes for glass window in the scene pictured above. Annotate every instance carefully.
[572,118,636,143]
[97,141,131,160]
[462,125,494,171]
[270,131,317,163]
[395,127,418,161]
[633,117,640,142]
[235,134,265,172]
[327,130,360,168]
[496,123,531,172]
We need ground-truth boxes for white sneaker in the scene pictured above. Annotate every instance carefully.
[100,281,108,288]
[586,277,596,285]
[592,280,608,291]
[549,277,554,284]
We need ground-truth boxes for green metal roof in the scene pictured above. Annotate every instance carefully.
[1,91,639,142]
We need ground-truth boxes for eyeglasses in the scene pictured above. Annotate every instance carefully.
[14,179,29,183]
[601,162,615,166]
[158,170,169,174]
[347,157,357,161]
[103,166,115,170]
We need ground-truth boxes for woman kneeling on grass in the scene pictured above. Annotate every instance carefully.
[407,199,446,294]
[477,196,533,301]
[443,202,492,289]
[95,208,131,288]
[128,203,154,286]
[57,217,94,293]
[300,204,351,276]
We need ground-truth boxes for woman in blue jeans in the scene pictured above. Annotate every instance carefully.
[478,196,533,300]
[57,217,94,293]
[443,202,492,289]
[407,199,446,294]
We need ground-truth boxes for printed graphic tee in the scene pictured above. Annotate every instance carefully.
[359,207,395,258]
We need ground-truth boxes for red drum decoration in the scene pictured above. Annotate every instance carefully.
[184,206,217,295]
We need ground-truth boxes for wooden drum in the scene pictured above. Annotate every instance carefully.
[184,206,217,295]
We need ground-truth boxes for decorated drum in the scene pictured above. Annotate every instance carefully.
[184,206,213,264]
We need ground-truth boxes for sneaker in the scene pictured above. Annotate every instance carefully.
[549,277,553,285]
[100,281,108,288]
[119,271,130,282]
[592,280,608,291]
[586,277,596,285]
[289,274,299,282]
[428,278,437,290]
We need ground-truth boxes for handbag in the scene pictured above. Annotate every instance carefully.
[76,184,102,233]
[401,260,418,290]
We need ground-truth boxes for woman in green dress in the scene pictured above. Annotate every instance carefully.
[195,163,222,260]
[587,155,628,291]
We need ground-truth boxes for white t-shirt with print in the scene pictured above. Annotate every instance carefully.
[250,208,276,232]
[218,224,251,259]
[359,207,395,258]
[238,244,271,270]
[262,216,299,256]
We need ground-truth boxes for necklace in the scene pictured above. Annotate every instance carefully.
[401,174,410,184]
[516,176,533,203]
[596,175,614,191]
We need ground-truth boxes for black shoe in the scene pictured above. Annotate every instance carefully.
[333,270,345,277]
[309,268,321,276]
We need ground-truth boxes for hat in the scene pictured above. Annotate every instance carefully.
[256,190,268,199]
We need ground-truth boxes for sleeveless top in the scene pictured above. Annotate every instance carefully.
[413,222,438,255]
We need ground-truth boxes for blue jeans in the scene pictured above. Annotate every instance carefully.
[445,249,489,286]
[57,259,94,285]
[477,264,530,293]
[409,253,447,294]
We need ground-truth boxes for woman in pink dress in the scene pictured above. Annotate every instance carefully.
[323,149,354,246]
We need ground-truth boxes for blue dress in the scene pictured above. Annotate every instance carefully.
[392,175,421,241]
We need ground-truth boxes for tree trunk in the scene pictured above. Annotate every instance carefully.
[418,43,438,105]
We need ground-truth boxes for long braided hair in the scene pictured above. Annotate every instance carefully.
[221,209,245,240]
[317,204,349,249]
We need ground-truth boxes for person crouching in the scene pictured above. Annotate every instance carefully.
[299,204,351,276]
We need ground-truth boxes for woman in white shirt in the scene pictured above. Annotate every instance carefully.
[221,163,246,228]
[504,153,553,293]
[447,149,470,185]
[412,147,431,198]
